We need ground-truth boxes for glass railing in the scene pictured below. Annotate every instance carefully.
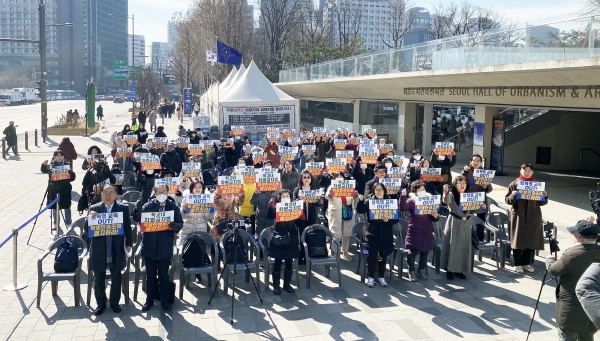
[280,14,600,83]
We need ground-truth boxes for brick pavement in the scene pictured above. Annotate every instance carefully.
[0,116,599,340]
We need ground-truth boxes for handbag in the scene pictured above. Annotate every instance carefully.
[271,231,291,247]
[471,227,480,250]
[342,204,353,221]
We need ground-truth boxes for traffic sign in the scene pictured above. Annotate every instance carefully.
[131,90,136,97]
[131,82,136,89]
[113,60,126,65]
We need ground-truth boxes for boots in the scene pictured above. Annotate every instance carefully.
[283,269,295,293]
[272,271,281,295]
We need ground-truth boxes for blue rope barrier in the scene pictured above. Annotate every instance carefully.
[0,197,60,249]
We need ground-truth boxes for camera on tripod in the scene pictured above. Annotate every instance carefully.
[589,182,600,219]
[543,220,560,255]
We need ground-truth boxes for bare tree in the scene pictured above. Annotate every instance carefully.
[0,68,35,89]
[375,0,413,49]
[427,1,506,42]
[584,0,600,14]
[330,0,365,50]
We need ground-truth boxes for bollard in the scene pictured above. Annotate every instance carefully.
[24,131,28,150]
[1,138,5,158]
[3,228,28,291]
[162,115,165,124]
[35,129,38,147]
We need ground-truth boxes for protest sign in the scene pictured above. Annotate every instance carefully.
[217,175,244,195]
[300,131,314,139]
[359,138,374,146]
[283,129,296,139]
[88,212,124,238]
[305,162,324,176]
[50,165,71,181]
[391,155,404,166]
[363,128,376,137]
[266,132,280,144]
[230,126,244,136]
[239,167,258,184]
[185,194,215,214]
[124,134,138,145]
[279,146,298,162]
[140,211,175,232]
[155,177,179,194]
[116,147,132,158]
[259,167,278,175]
[188,144,203,156]
[200,140,216,151]
[336,150,354,163]
[516,181,546,201]
[275,200,304,222]
[287,137,301,147]
[133,152,149,162]
[252,151,264,164]
[176,138,189,149]
[458,192,485,211]
[348,137,360,145]
[369,199,398,220]
[257,172,281,192]
[434,142,455,156]
[140,154,161,170]
[380,178,402,193]
[153,137,168,149]
[267,127,280,133]
[388,166,407,179]
[313,127,326,137]
[301,144,316,154]
[330,179,356,197]
[93,179,110,195]
[420,168,442,182]
[334,139,347,150]
[182,162,202,177]
[242,145,253,156]
[326,158,346,174]
[114,173,124,185]
[414,195,441,215]
[379,144,394,154]
[359,146,379,164]
[298,188,324,204]
[472,169,496,186]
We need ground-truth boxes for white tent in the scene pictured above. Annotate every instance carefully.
[217,60,300,134]
[220,63,246,97]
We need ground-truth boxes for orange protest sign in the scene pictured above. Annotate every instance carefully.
[256,173,281,192]
[275,201,304,222]
[217,176,244,195]
[305,162,324,176]
[420,168,442,182]
[330,179,355,197]
[326,158,346,174]
[50,165,71,181]
[333,139,347,150]
[434,142,454,156]
[116,147,132,158]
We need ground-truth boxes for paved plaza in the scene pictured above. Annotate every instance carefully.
[0,102,599,340]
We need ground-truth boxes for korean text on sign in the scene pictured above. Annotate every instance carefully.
[363,128,376,137]
[140,154,161,170]
[330,179,355,197]
[472,169,495,186]
[298,188,323,204]
[334,139,347,150]
[155,177,179,194]
[239,167,258,184]
[283,129,296,139]
[275,200,304,222]
[359,147,379,164]
[217,175,243,195]
[50,165,71,181]
[279,146,298,162]
[257,172,281,192]
[266,132,280,143]
[379,144,394,154]
[379,178,402,193]
[434,142,454,156]
[176,138,189,149]
[230,126,244,136]
[388,166,407,179]
[124,134,138,145]
[252,151,264,164]
[302,144,316,154]
[287,137,301,147]
[458,192,485,211]
[114,173,124,185]
[153,137,168,149]
[186,194,214,214]
[313,127,326,137]
[369,199,398,220]
[516,181,546,201]
[140,211,175,232]
[348,137,360,145]
[188,144,203,156]
[305,162,324,176]
[243,145,253,156]
[336,150,353,163]
[182,162,202,177]
[414,195,441,215]
[326,158,346,174]
[420,168,441,182]
[116,147,132,158]
[88,212,124,238]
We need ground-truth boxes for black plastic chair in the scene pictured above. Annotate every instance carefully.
[471,216,500,270]
[258,228,300,292]
[86,252,131,306]
[486,212,511,268]
[432,215,447,274]
[177,232,219,299]
[391,220,409,279]
[122,190,141,204]
[351,221,368,280]
[301,224,342,288]
[219,229,261,295]
[202,169,218,190]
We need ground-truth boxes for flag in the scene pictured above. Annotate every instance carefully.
[216,40,242,65]
[206,50,213,62]
[211,52,217,66]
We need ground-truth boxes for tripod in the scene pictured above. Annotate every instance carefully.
[28,181,65,245]
[208,223,263,325]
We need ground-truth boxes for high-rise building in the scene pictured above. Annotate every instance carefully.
[167,21,178,48]
[151,42,171,74]
[403,7,431,46]
[128,34,145,67]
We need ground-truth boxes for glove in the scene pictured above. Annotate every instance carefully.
[168,222,179,230]
[298,213,306,221]
[352,190,359,198]
[269,198,276,209]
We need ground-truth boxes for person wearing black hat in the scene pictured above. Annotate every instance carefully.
[546,220,600,340]
[363,163,388,199]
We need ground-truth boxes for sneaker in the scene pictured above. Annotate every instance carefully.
[446,271,454,280]
[366,277,374,288]
[377,277,388,287]
[515,266,524,274]
[522,265,535,273]
[455,272,466,279]
[416,269,428,280]
[341,252,353,261]
[408,271,417,282]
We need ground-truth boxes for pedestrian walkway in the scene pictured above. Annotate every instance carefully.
[0,116,598,341]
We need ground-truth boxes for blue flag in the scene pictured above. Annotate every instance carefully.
[216,41,243,65]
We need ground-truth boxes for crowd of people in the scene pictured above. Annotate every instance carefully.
[36,123,600,340]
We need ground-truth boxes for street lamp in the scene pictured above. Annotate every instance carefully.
[109,13,135,115]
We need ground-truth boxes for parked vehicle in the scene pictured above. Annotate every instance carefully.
[15,88,36,104]
[113,96,124,103]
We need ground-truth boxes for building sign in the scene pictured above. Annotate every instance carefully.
[490,117,505,175]
[183,88,193,115]
[222,106,294,133]
[401,86,600,100]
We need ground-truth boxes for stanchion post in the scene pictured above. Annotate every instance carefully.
[1,138,5,158]
[35,129,38,147]
[56,194,61,237]
[3,228,28,291]
[25,131,28,150]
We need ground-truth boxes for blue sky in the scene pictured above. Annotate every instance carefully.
[132,0,583,57]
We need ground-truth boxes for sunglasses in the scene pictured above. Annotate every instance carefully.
[302,176,312,179]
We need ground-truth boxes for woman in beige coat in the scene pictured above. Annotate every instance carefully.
[325,171,359,261]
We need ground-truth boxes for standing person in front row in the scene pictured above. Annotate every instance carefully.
[135,184,183,312]
[505,163,548,274]
[400,180,439,281]
[356,182,398,287]
[547,220,600,341]
[325,171,359,261]
[441,175,486,280]
[87,184,133,316]
[41,150,76,230]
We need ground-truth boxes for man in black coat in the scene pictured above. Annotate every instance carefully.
[41,150,76,229]
[3,121,18,156]
[159,142,182,175]
[134,184,183,312]
[85,184,133,315]
[364,164,388,199]
[96,105,103,121]
[138,110,147,126]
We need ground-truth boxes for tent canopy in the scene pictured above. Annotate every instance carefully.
[221,64,246,96]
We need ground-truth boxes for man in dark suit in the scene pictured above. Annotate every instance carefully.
[86,184,133,316]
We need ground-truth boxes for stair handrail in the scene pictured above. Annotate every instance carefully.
[579,148,600,171]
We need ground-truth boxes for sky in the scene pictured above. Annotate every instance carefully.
[131,0,585,59]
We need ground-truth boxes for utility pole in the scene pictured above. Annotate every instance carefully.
[39,3,47,139]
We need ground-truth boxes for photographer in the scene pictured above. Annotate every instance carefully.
[81,156,116,209]
[82,145,103,171]
[41,150,76,229]
[159,142,182,176]
[546,220,600,340]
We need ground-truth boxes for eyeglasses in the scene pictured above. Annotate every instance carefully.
[456,182,467,185]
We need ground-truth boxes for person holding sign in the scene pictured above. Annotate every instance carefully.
[136,184,183,312]
[400,180,439,282]
[81,156,116,210]
[85,184,133,316]
[251,169,279,237]
[211,184,245,243]
[431,148,457,190]
[325,171,359,261]
[505,164,548,274]
[265,140,280,168]
[159,143,182,176]
[82,145,103,171]
[315,136,328,162]
[356,183,398,287]
[41,150,76,230]
[110,162,124,196]
[364,164,389,199]
[461,154,493,241]
[266,189,301,295]
[352,157,375,200]
[441,176,486,280]
[293,170,323,264]
[281,160,300,192]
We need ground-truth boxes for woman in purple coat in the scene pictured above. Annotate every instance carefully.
[400,180,440,281]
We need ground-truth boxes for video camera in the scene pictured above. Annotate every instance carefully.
[543,220,560,256]
[589,182,600,220]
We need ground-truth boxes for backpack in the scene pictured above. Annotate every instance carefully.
[54,238,79,273]
[342,204,353,221]
[182,235,209,268]
[223,234,246,264]
[153,280,176,304]
[306,228,328,258]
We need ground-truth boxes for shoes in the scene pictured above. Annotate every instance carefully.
[283,283,295,293]
[162,303,172,312]
[416,269,428,280]
[522,265,535,273]
[110,304,121,313]
[446,271,454,280]
[341,252,353,261]
[14,153,19,156]
[141,302,154,312]
[367,277,374,288]
[377,277,388,287]
[298,259,306,265]
[272,285,281,295]
[93,305,106,316]
[408,271,417,282]
[455,272,466,280]
[195,274,202,283]
[515,266,524,274]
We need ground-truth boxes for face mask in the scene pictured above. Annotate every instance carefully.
[438,156,446,161]
[156,194,168,203]
[238,163,245,166]
[417,190,427,197]
[280,198,290,204]
[146,170,154,175]
[385,163,392,169]
[265,166,271,169]
[236,136,241,140]
[360,164,368,170]
[414,155,421,161]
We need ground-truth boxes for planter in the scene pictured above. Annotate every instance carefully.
[48,122,100,136]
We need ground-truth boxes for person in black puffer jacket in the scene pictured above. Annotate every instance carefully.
[293,170,323,264]
[352,156,375,196]
[250,185,278,236]
[159,142,182,175]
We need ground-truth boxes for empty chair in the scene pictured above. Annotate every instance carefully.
[471,216,500,270]
[37,236,87,307]
[487,196,509,217]
[301,224,342,288]
[86,253,131,306]
[258,228,300,292]
[132,239,176,301]
[219,229,261,294]
[202,169,218,190]
[391,220,409,279]
[432,215,448,274]
[351,221,368,278]
[221,167,235,176]
[67,216,87,238]
[177,232,219,299]
[487,212,511,268]
[122,190,141,204]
